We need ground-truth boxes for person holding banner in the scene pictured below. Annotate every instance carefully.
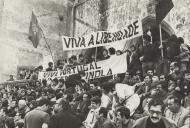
[140,35,156,75]
[102,49,110,60]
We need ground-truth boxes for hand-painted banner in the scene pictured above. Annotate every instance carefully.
[61,19,143,50]
[38,53,127,80]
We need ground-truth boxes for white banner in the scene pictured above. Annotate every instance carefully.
[61,20,143,50]
[38,53,128,80]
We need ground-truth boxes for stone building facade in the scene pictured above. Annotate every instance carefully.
[0,0,190,81]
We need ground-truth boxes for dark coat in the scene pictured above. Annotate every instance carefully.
[48,110,82,128]
[128,52,141,75]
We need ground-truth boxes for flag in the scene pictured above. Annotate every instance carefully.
[28,11,42,48]
[155,0,174,24]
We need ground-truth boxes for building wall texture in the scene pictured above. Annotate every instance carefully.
[0,0,190,81]
[0,0,73,81]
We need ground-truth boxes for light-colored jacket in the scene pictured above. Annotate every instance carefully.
[165,106,190,128]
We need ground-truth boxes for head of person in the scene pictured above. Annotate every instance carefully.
[91,53,96,61]
[184,70,190,81]
[168,80,176,92]
[144,74,152,84]
[82,93,89,102]
[168,35,178,44]
[90,83,96,90]
[0,108,8,116]
[156,83,163,93]
[148,98,164,123]
[11,100,17,108]
[143,35,151,45]
[79,54,84,61]
[38,98,51,112]
[38,65,43,72]
[9,75,14,80]
[53,98,63,113]
[116,107,131,125]
[3,93,7,99]
[58,79,65,86]
[101,82,112,94]
[29,100,37,110]
[147,69,154,76]
[20,90,26,96]
[52,78,58,86]
[97,107,108,119]
[130,45,136,53]
[48,62,53,68]
[18,100,26,109]
[108,47,116,55]
[177,37,184,45]
[116,50,123,56]
[136,70,142,77]
[71,55,77,63]
[152,75,159,83]
[170,62,180,73]
[125,71,131,79]
[63,93,73,103]
[159,75,166,82]
[167,96,181,113]
[102,49,109,58]
[90,96,101,109]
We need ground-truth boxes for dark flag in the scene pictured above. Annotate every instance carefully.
[156,0,174,24]
[28,11,42,48]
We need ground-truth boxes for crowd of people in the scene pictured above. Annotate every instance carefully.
[0,34,190,128]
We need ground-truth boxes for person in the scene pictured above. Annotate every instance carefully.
[83,96,101,128]
[46,62,53,71]
[102,49,110,60]
[122,71,133,85]
[140,35,156,75]
[71,55,79,66]
[74,93,91,121]
[165,96,190,128]
[127,45,141,76]
[78,54,87,64]
[176,37,190,71]
[178,70,190,108]
[116,106,135,128]
[48,99,81,128]
[133,98,177,128]
[100,82,113,110]
[94,107,116,128]
[135,74,152,96]
[7,75,14,81]
[24,99,50,128]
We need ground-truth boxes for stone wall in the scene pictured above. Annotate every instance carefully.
[73,0,190,50]
[0,0,72,81]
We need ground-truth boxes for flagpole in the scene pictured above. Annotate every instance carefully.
[40,27,55,64]
[159,24,164,60]
[95,47,97,62]
[31,10,55,64]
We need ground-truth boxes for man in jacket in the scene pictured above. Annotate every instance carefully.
[165,96,190,128]
[48,99,82,128]
[133,98,177,128]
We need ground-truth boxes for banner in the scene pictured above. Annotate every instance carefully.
[38,53,128,80]
[62,20,143,50]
